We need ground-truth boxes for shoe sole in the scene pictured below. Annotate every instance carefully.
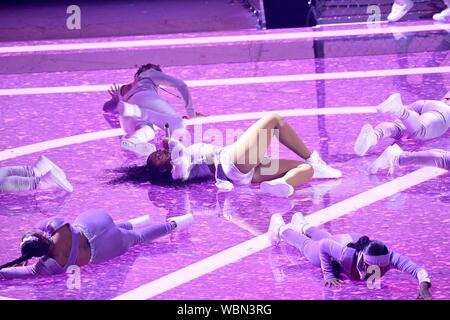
[41,156,66,178]
[261,181,293,198]
[354,124,374,156]
[51,171,73,192]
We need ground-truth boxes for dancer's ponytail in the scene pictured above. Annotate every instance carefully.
[0,231,52,270]
[347,236,371,252]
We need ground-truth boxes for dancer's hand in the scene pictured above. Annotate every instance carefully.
[324,278,343,288]
[108,83,121,98]
[183,112,206,119]
[417,282,432,300]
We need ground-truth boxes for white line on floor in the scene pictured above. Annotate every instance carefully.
[1,66,449,96]
[112,167,447,300]
[0,106,376,161]
[0,23,448,54]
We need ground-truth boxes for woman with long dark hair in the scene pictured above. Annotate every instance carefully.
[113,113,342,197]
[0,209,193,279]
[267,212,432,299]
[103,63,203,156]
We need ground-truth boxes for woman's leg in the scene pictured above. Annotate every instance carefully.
[280,229,322,267]
[0,176,40,193]
[121,222,174,248]
[304,226,334,241]
[0,166,35,179]
[398,149,450,170]
[227,114,312,174]
[252,159,313,187]
[374,121,407,141]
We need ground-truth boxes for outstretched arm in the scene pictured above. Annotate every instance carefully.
[103,84,122,113]
[390,251,432,300]
[143,70,195,117]
[0,259,58,280]
[319,239,346,287]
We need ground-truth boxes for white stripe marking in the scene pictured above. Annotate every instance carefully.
[1,66,449,96]
[0,23,448,54]
[113,167,447,300]
[0,106,376,161]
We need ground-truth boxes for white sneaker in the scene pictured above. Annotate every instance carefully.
[40,169,73,192]
[387,0,414,22]
[306,151,342,179]
[267,214,286,246]
[354,124,378,156]
[370,144,404,175]
[433,8,450,22]
[34,156,66,178]
[128,215,152,229]
[168,213,194,231]
[289,212,309,234]
[260,178,294,198]
[377,93,405,117]
[121,139,156,156]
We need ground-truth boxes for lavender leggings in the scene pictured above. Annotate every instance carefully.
[281,227,359,266]
[374,100,450,141]
[73,210,174,264]
[0,166,39,193]
[399,149,450,170]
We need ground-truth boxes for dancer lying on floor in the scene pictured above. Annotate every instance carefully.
[0,156,72,193]
[267,212,432,300]
[0,209,193,279]
[103,63,203,156]
[370,144,450,174]
[115,113,342,197]
[354,92,450,156]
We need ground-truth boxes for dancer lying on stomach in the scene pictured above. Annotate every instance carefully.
[354,92,450,156]
[0,209,193,279]
[267,212,432,300]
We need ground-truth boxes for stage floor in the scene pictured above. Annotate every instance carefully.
[0,20,449,300]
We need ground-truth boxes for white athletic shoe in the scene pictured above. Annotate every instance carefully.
[168,213,194,231]
[260,178,294,198]
[267,214,286,246]
[40,169,73,192]
[289,212,309,234]
[34,156,67,178]
[433,8,450,22]
[306,151,342,179]
[377,93,405,117]
[128,215,152,229]
[387,0,414,22]
[121,139,156,156]
[354,124,378,156]
[370,144,404,175]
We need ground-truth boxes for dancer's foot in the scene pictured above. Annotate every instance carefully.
[370,144,403,175]
[39,169,73,192]
[168,213,194,231]
[289,212,310,234]
[377,93,405,117]
[128,215,152,229]
[354,124,378,156]
[33,156,66,178]
[260,178,294,198]
[307,151,342,179]
[121,139,156,156]
[267,214,286,246]
[387,0,414,22]
[433,8,450,22]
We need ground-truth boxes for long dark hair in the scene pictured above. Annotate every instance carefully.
[134,63,162,78]
[0,231,52,270]
[108,164,176,186]
[347,236,388,255]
